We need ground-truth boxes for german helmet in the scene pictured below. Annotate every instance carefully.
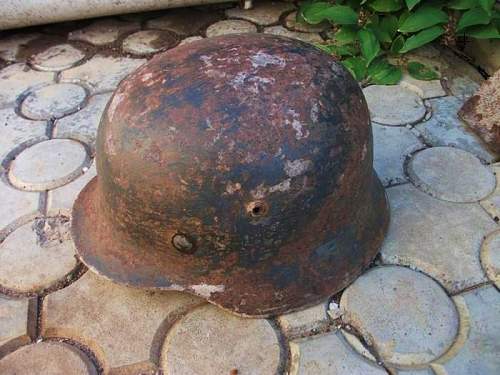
[72,33,389,317]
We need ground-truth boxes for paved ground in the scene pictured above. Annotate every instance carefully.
[0,1,499,374]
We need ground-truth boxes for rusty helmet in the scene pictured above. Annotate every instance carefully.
[72,33,389,317]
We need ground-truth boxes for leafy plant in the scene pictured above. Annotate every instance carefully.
[299,0,500,85]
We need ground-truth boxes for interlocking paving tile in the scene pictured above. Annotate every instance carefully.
[205,20,258,38]
[480,230,500,288]
[146,8,221,36]
[69,19,140,46]
[432,286,500,375]
[42,271,203,370]
[0,63,54,108]
[60,55,146,94]
[0,217,77,294]
[0,296,30,355]
[289,330,387,375]
[480,162,500,221]
[20,83,87,120]
[415,96,496,163]
[277,300,330,339]
[0,179,40,236]
[284,11,330,33]
[122,30,178,56]
[225,1,294,26]
[8,139,89,192]
[178,36,204,46]
[29,44,86,72]
[263,26,323,43]
[380,184,495,293]
[160,304,281,375]
[340,266,459,367]
[53,92,112,150]
[372,124,424,186]
[0,341,97,374]
[408,147,495,203]
[0,33,41,62]
[363,85,427,126]
[399,74,446,99]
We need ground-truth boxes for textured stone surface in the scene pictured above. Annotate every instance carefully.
[408,147,495,203]
[206,20,257,38]
[480,162,500,221]
[43,271,202,370]
[341,266,458,367]
[161,304,281,375]
[122,30,178,55]
[399,74,446,99]
[225,1,294,26]
[9,139,89,191]
[178,36,204,46]
[289,331,387,375]
[480,230,500,288]
[415,96,496,162]
[0,217,77,294]
[363,85,426,126]
[381,184,495,293]
[0,33,40,62]
[285,11,330,32]
[54,92,112,150]
[264,26,323,43]
[0,341,97,374]
[277,300,330,339]
[372,124,424,186]
[20,83,87,120]
[29,44,86,72]
[69,19,139,46]
[60,55,146,93]
[0,179,40,235]
[0,63,54,107]
[146,8,221,36]
[0,296,30,353]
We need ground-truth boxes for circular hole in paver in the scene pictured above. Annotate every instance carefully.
[0,341,97,374]
[161,304,281,375]
[122,30,178,56]
[340,266,459,367]
[407,146,495,203]
[0,216,78,294]
[480,229,500,288]
[363,85,427,126]
[29,44,86,72]
[8,138,90,192]
[20,82,87,120]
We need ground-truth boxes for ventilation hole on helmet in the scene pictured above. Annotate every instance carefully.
[247,201,268,218]
[172,233,196,254]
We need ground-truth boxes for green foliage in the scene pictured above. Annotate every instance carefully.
[299,0,500,84]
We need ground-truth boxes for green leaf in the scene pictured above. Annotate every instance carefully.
[367,59,402,84]
[479,0,495,15]
[405,0,421,10]
[334,26,359,45]
[407,61,440,80]
[316,43,358,56]
[380,15,399,38]
[342,57,367,80]
[303,4,359,25]
[399,5,448,33]
[299,2,331,24]
[457,7,491,31]
[367,23,393,42]
[391,34,405,52]
[358,28,381,65]
[464,23,500,38]
[447,0,476,10]
[368,0,404,13]
[399,25,445,53]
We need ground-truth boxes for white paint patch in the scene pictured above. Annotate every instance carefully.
[251,184,267,199]
[285,109,309,140]
[190,284,225,298]
[250,51,286,68]
[226,181,241,195]
[141,72,153,82]
[284,159,312,178]
[107,92,124,123]
[310,101,319,122]
[269,178,291,193]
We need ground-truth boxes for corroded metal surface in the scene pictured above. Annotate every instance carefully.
[72,33,389,317]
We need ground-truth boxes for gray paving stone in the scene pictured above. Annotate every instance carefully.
[0,179,40,236]
[277,300,330,339]
[399,74,446,99]
[60,55,146,94]
[372,123,424,186]
[0,341,97,375]
[29,44,86,72]
[0,63,54,108]
[69,19,140,46]
[225,1,295,26]
[480,230,500,288]
[161,304,281,375]
[54,92,112,150]
[178,36,204,46]
[0,296,30,354]
[408,147,495,203]
[480,162,500,221]
[8,139,90,192]
[285,11,330,33]
[432,286,500,375]
[380,184,495,293]
[415,96,496,163]
[289,330,387,375]
[0,33,41,62]
[20,83,87,120]
[263,26,323,44]
[42,271,202,370]
[0,217,77,294]
[448,76,481,101]
[397,370,435,375]
[122,30,178,56]
[340,266,459,367]
[206,20,258,38]
[145,8,221,36]
[363,85,427,126]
